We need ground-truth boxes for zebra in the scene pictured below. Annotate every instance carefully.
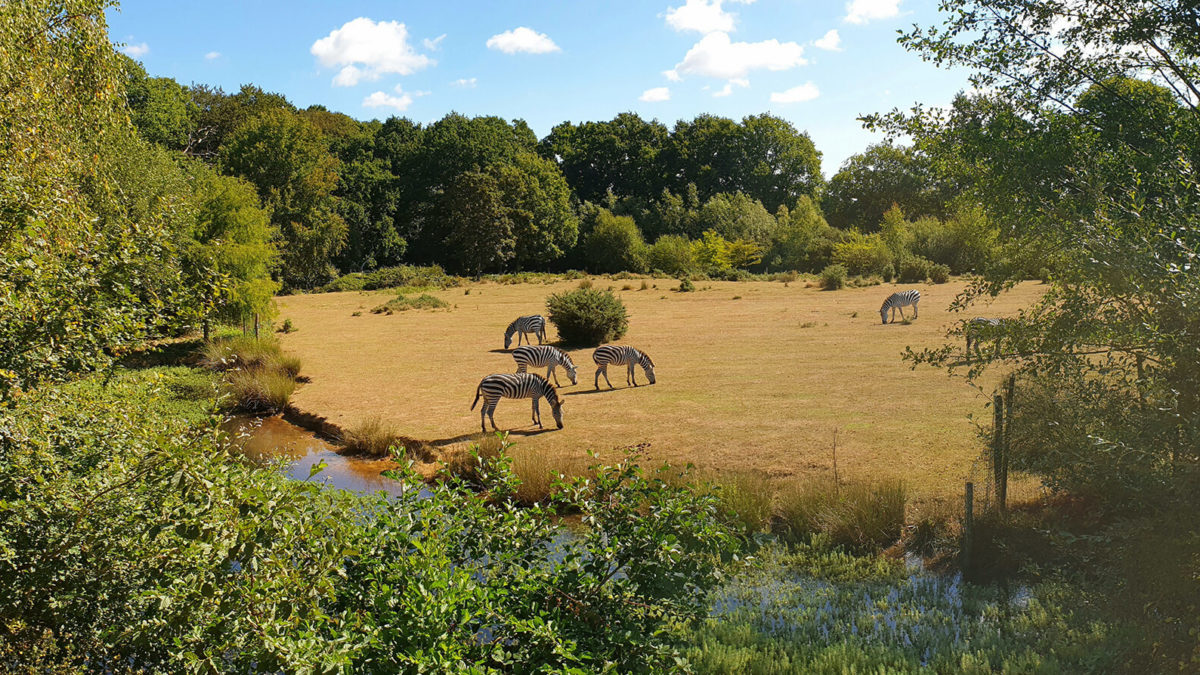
[966,318,1004,359]
[504,315,547,349]
[880,289,921,324]
[592,345,655,390]
[512,345,578,386]
[471,372,564,433]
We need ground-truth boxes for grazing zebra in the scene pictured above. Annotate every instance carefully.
[504,315,546,349]
[966,318,1004,359]
[471,373,564,433]
[592,345,655,390]
[512,345,578,386]
[880,289,921,324]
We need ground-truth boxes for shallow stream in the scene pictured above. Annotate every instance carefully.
[222,415,409,497]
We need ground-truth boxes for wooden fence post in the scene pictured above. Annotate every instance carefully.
[1002,375,1014,511]
[962,481,974,575]
[993,393,1005,512]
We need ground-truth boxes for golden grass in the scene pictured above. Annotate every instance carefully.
[511,451,594,506]
[775,479,907,553]
[223,369,295,414]
[339,414,435,460]
[276,277,1045,500]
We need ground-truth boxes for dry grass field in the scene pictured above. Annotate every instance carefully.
[276,277,1044,500]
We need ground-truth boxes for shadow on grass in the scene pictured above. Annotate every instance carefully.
[564,388,617,396]
[117,337,205,369]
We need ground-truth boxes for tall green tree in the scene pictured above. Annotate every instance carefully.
[120,56,198,151]
[538,113,670,203]
[442,170,514,275]
[822,142,945,231]
[220,109,346,289]
[872,0,1200,505]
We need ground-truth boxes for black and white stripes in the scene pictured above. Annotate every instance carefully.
[504,315,546,349]
[880,290,921,324]
[592,345,655,389]
[512,345,578,386]
[471,372,564,432]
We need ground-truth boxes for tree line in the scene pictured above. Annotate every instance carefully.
[122,56,975,288]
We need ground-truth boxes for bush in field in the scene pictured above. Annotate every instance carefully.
[370,293,449,314]
[820,263,848,290]
[677,276,696,292]
[832,230,894,277]
[897,255,933,283]
[585,209,649,273]
[648,234,697,276]
[545,287,629,346]
[321,264,460,293]
[929,262,951,283]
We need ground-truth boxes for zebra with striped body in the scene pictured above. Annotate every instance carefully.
[966,318,1003,359]
[471,372,564,432]
[880,289,921,324]
[504,315,547,349]
[512,345,578,386]
[592,345,655,390]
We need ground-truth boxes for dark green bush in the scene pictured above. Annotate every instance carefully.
[546,287,629,346]
[648,234,696,276]
[929,263,951,284]
[584,210,649,273]
[897,255,932,283]
[820,263,848,290]
[678,277,696,292]
[321,264,460,293]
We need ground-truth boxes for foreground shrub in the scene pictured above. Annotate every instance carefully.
[546,287,629,346]
[774,480,907,554]
[370,293,449,314]
[1,374,738,673]
[819,263,848,290]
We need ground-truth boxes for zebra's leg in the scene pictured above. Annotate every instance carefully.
[517,363,527,373]
[532,397,541,428]
[547,365,559,386]
[898,306,906,320]
[480,405,487,433]
[600,365,614,389]
[913,303,919,319]
[628,362,637,386]
[486,399,500,432]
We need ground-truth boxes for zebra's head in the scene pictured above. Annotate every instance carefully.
[503,323,516,349]
[562,353,578,385]
[640,353,656,384]
[547,389,564,429]
[879,305,889,324]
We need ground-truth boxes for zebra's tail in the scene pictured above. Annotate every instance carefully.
[471,382,482,410]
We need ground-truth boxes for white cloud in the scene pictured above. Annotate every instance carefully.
[664,0,735,34]
[672,32,805,81]
[814,29,841,51]
[844,0,901,25]
[663,69,682,82]
[451,77,478,88]
[121,42,149,58]
[204,51,221,60]
[770,81,820,103]
[363,84,417,111]
[486,27,560,54]
[423,34,446,50]
[311,18,434,87]
[712,78,750,97]
[640,87,671,102]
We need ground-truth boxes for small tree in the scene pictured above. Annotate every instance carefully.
[546,288,629,346]
[648,235,696,276]
[584,209,648,273]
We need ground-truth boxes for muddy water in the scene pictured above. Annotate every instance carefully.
[222,415,412,498]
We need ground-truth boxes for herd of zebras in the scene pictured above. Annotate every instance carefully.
[469,289,1002,433]
[472,315,656,433]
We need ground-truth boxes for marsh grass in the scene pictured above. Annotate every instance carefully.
[683,470,774,534]
[439,433,507,485]
[199,336,303,414]
[774,479,907,553]
[371,293,449,315]
[577,279,593,289]
[340,415,434,460]
[511,453,593,506]
[223,369,295,414]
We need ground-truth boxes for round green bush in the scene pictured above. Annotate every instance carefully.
[546,288,629,346]
[819,263,847,290]
[897,256,932,283]
[677,276,696,292]
[929,263,951,284]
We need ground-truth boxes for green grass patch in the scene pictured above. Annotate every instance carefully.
[774,480,907,554]
[371,293,450,315]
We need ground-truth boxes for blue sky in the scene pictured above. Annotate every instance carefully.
[106,0,971,173]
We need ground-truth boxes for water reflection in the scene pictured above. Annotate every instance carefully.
[222,415,411,498]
